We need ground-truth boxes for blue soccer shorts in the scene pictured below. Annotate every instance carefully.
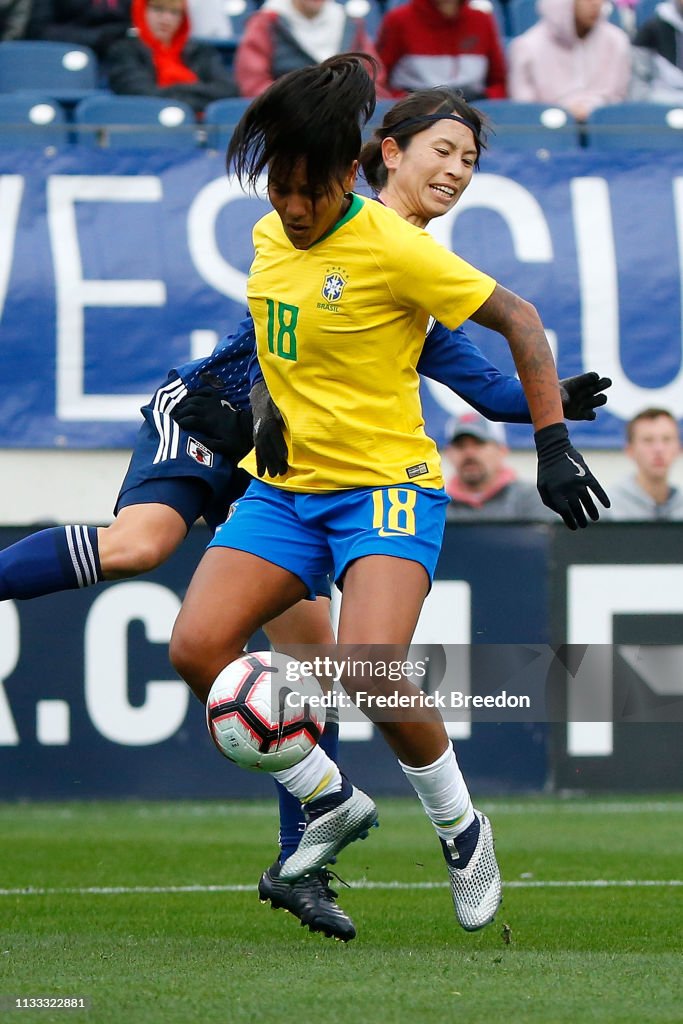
[208,478,449,599]
[115,376,249,532]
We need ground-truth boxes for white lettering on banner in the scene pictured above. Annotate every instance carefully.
[423,175,555,415]
[187,174,268,303]
[190,329,219,360]
[84,582,189,745]
[0,602,20,745]
[567,565,683,757]
[573,177,683,418]
[412,581,472,740]
[0,175,23,323]
[675,178,683,350]
[429,173,554,260]
[47,175,166,421]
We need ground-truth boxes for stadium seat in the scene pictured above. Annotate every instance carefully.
[476,99,580,149]
[506,0,538,35]
[73,95,198,148]
[224,0,258,34]
[469,0,508,40]
[344,0,385,38]
[585,102,683,149]
[635,0,660,27]
[193,0,258,69]
[0,93,68,146]
[204,97,250,149]
[0,41,98,103]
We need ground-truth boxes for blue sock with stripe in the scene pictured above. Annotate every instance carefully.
[0,525,103,600]
[276,721,340,865]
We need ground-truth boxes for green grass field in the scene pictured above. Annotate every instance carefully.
[1,797,682,1024]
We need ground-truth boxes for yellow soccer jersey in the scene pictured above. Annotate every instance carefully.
[242,194,496,491]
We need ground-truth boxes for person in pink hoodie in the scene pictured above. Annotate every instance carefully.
[507,0,631,121]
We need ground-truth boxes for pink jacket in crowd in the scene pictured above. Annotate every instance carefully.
[507,0,631,119]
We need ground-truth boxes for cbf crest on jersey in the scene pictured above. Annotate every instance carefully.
[321,267,348,304]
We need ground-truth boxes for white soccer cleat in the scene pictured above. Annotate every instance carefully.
[442,810,502,932]
[279,781,378,883]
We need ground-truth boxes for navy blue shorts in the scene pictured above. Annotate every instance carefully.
[209,479,448,599]
[115,377,249,533]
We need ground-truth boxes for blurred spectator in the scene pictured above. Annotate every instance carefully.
[186,0,232,40]
[107,0,238,114]
[507,0,631,121]
[375,0,506,100]
[1,0,32,40]
[27,0,131,59]
[605,408,683,520]
[443,412,555,521]
[234,0,389,97]
[631,0,683,103]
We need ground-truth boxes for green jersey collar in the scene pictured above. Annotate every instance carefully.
[311,193,364,248]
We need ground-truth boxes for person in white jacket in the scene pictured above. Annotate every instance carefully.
[507,0,631,121]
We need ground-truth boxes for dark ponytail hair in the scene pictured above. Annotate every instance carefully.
[227,54,377,196]
[360,88,487,192]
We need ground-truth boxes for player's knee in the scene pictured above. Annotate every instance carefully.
[100,530,174,579]
[169,618,223,703]
[171,618,248,705]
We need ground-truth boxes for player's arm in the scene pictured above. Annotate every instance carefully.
[172,311,287,476]
[418,321,612,423]
[469,284,610,529]
[169,315,257,460]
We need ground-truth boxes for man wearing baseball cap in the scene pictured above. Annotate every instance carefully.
[444,412,556,521]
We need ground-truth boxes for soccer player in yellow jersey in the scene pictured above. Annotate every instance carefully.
[170,55,609,932]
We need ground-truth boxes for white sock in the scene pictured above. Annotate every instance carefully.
[399,744,474,841]
[272,743,342,804]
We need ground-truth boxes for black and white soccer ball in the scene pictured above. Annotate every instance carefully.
[206,651,326,771]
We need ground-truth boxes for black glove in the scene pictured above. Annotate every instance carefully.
[171,387,254,460]
[535,422,610,530]
[249,379,288,478]
[559,372,612,421]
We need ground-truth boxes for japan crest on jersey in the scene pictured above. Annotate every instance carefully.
[187,437,214,468]
[322,270,347,303]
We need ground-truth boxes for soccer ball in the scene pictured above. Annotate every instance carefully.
[206,651,326,771]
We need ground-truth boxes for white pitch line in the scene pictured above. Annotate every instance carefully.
[2,802,683,823]
[0,879,681,897]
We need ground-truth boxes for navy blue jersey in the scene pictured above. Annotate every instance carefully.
[421,320,530,424]
[173,314,255,411]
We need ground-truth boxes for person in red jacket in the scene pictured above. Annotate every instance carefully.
[107,0,238,114]
[234,0,389,98]
[377,0,506,99]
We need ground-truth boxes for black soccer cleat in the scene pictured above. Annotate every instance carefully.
[258,860,357,942]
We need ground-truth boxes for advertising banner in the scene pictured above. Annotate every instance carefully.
[2,147,682,450]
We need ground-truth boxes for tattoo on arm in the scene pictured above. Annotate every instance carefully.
[470,284,563,428]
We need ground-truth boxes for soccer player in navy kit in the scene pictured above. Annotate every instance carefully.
[169,55,609,934]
